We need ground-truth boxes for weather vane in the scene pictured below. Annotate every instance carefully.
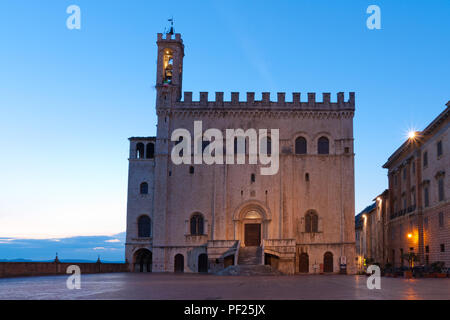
[165,17,175,35]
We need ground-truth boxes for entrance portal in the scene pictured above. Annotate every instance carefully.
[198,253,208,273]
[324,252,333,273]
[174,254,184,273]
[134,249,152,272]
[299,253,309,273]
[244,224,261,247]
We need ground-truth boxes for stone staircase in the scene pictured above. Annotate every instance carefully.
[238,246,262,265]
[214,246,284,276]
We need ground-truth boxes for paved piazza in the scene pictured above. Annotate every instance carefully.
[0,273,449,300]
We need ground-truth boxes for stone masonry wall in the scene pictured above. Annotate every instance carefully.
[0,262,129,278]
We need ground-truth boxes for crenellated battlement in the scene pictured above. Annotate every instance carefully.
[157,32,183,42]
[172,92,355,110]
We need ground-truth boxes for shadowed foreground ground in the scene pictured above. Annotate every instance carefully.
[0,273,449,300]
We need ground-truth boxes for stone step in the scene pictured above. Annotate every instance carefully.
[238,246,262,265]
[215,264,284,276]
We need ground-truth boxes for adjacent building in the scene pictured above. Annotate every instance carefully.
[357,103,449,269]
[383,103,449,268]
[355,190,389,271]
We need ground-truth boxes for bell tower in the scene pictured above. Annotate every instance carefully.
[156,30,184,107]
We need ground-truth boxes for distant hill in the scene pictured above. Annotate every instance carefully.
[0,232,126,262]
[0,258,34,262]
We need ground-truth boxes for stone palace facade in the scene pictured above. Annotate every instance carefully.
[125,32,356,274]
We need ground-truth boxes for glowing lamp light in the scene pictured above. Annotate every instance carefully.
[407,233,413,239]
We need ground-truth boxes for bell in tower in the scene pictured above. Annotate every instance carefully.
[156,21,184,106]
[163,49,173,84]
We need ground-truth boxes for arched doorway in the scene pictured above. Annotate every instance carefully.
[134,249,152,272]
[174,254,184,273]
[198,254,208,273]
[299,253,309,273]
[234,202,271,248]
[324,252,333,273]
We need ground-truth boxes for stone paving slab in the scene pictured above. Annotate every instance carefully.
[0,273,449,300]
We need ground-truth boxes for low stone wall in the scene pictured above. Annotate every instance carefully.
[0,262,129,278]
[207,240,240,273]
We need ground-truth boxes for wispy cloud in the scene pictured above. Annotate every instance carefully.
[105,239,121,243]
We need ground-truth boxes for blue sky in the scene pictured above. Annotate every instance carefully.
[0,0,449,250]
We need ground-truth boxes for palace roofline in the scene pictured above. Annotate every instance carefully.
[382,101,449,169]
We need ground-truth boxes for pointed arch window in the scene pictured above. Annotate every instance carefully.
[305,211,319,233]
[190,213,204,235]
[138,215,151,238]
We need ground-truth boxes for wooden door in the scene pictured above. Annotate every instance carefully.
[198,254,208,273]
[245,224,261,246]
[299,253,309,273]
[174,254,184,273]
[324,252,333,273]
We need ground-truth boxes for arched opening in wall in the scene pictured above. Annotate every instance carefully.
[134,249,152,272]
[323,251,333,273]
[140,182,148,195]
[295,137,307,154]
[163,48,174,84]
[136,143,145,159]
[299,252,309,273]
[174,254,184,273]
[146,143,155,159]
[198,253,208,273]
[138,215,151,238]
[224,255,234,268]
[318,137,329,155]
[264,253,279,270]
